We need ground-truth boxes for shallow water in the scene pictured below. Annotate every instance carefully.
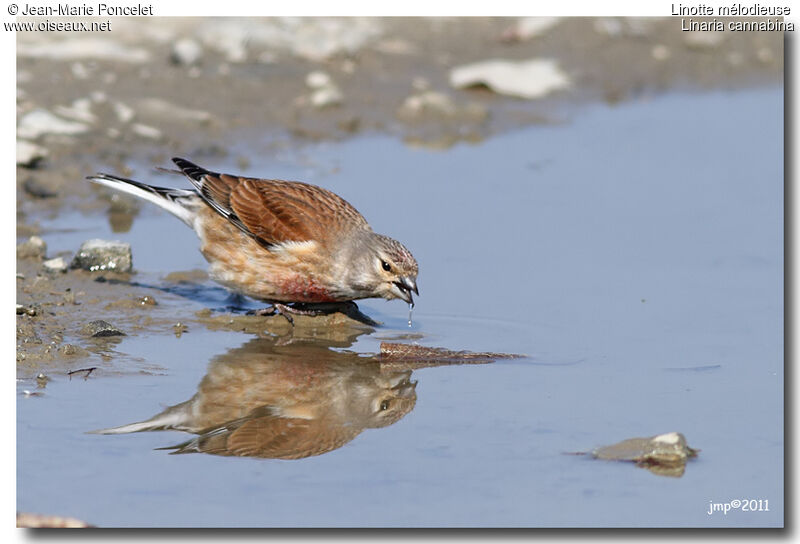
[18,87,783,527]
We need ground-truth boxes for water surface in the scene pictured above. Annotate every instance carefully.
[18,87,783,527]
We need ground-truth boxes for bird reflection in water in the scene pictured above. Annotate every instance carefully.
[92,336,421,459]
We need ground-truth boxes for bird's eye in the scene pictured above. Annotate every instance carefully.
[381,260,392,272]
[380,400,390,411]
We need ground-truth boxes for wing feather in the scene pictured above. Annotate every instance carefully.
[172,157,370,249]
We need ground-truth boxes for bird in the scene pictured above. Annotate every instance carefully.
[89,338,418,459]
[87,157,419,323]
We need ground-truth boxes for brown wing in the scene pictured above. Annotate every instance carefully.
[173,157,370,248]
[174,413,361,459]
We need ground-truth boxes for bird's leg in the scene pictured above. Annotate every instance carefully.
[251,301,379,326]
[250,303,329,325]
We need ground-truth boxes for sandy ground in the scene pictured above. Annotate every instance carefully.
[16,16,783,374]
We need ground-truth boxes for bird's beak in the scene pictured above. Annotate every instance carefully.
[392,276,419,304]
[391,372,418,398]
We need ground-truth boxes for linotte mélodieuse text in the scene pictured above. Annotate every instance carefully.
[19,3,153,16]
[672,4,793,31]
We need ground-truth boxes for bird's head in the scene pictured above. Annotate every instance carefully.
[336,231,419,305]
[368,234,419,305]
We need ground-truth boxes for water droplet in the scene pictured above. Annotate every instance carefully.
[408,302,414,327]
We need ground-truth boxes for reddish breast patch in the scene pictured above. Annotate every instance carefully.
[279,275,338,303]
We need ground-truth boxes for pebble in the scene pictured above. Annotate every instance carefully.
[310,87,344,108]
[71,62,90,79]
[23,177,58,198]
[17,38,150,63]
[42,257,68,274]
[59,344,89,357]
[449,58,570,100]
[137,98,212,123]
[131,123,162,140]
[80,320,126,337]
[54,98,96,124]
[16,141,48,167]
[398,90,457,118]
[305,71,343,108]
[17,109,89,139]
[306,70,333,89]
[17,235,47,259]
[170,38,203,66]
[16,304,38,316]
[112,101,136,124]
[70,239,133,273]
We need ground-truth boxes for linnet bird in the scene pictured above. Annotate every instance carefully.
[88,158,418,323]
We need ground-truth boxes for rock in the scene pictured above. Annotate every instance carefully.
[449,58,570,100]
[59,344,89,357]
[501,17,561,42]
[590,432,699,477]
[53,98,96,124]
[16,141,48,167]
[137,98,212,123]
[310,87,343,108]
[131,123,162,140]
[170,38,203,65]
[306,71,332,89]
[112,101,135,124]
[81,320,125,337]
[23,177,58,198]
[42,257,68,274]
[17,236,47,259]
[397,91,458,119]
[16,304,38,316]
[71,62,90,79]
[305,71,343,108]
[70,239,132,273]
[17,109,89,139]
[17,38,150,63]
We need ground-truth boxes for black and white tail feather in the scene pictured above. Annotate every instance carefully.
[87,172,198,226]
[86,157,217,227]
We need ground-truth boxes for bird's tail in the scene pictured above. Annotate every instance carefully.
[87,172,197,226]
[87,400,193,435]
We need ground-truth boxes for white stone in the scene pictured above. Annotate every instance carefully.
[306,71,332,89]
[42,257,67,274]
[54,98,96,124]
[18,38,150,63]
[112,101,136,124]
[171,38,203,65]
[71,62,90,79]
[653,432,681,445]
[137,98,212,123]
[17,140,48,166]
[449,58,570,100]
[310,87,343,108]
[131,123,162,140]
[18,109,89,139]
